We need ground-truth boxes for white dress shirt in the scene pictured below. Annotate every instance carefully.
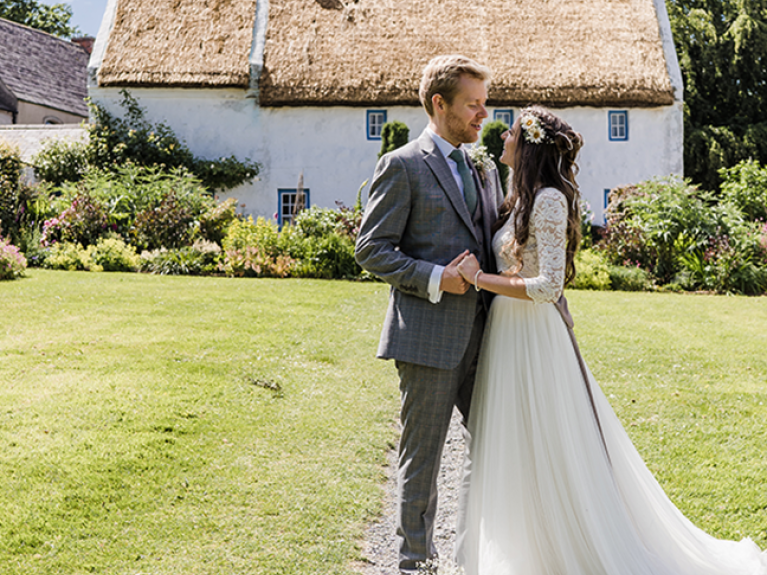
[425,128,469,304]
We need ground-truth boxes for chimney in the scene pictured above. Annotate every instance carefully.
[71,36,95,55]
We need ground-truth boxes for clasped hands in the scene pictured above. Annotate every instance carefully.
[440,250,482,294]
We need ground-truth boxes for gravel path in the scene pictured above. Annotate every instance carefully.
[354,410,465,574]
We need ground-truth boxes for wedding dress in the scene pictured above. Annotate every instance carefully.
[455,187,767,575]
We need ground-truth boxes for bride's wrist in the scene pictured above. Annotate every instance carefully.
[474,269,483,291]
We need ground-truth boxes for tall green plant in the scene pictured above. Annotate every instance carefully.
[378,121,410,158]
[481,119,509,195]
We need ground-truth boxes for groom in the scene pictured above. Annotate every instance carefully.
[355,55,503,573]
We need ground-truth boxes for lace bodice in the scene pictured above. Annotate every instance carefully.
[492,188,568,304]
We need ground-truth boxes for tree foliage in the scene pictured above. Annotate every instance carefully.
[0,0,79,38]
[480,119,510,195]
[378,121,410,158]
[667,0,767,191]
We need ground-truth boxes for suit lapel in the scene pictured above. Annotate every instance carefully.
[418,131,478,242]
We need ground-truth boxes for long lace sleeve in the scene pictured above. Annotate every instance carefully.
[523,189,568,304]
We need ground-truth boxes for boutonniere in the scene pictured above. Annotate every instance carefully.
[467,144,496,186]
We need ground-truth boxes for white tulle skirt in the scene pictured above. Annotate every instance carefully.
[456,296,766,575]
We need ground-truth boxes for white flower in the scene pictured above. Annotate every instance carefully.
[521,114,548,144]
[467,144,496,174]
[520,114,537,130]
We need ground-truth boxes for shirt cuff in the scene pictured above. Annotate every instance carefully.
[428,265,445,304]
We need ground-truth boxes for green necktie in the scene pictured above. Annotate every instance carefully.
[449,149,478,214]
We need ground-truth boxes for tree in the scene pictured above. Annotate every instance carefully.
[378,121,410,158]
[0,0,79,38]
[480,119,509,195]
[667,0,767,191]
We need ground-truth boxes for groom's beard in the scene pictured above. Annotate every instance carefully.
[444,108,481,145]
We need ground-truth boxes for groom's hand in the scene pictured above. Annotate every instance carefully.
[440,250,471,294]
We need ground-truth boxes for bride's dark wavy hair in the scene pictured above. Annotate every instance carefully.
[493,105,584,286]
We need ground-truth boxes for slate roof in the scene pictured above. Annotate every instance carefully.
[0,76,17,114]
[0,18,88,117]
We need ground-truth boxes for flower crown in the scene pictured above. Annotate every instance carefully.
[519,113,550,144]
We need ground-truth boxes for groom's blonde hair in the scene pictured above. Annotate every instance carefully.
[419,54,491,117]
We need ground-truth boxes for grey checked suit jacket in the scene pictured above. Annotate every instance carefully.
[355,129,504,370]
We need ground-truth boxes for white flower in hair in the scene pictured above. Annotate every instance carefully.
[520,113,548,144]
[520,114,537,130]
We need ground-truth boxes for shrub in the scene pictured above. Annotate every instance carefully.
[481,120,510,195]
[140,240,222,275]
[608,264,652,292]
[54,164,214,238]
[600,178,728,284]
[570,249,611,290]
[220,246,296,278]
[199,197,239,245]
[719,159,767,221]
[89,237,140,272]
[676,229,767,295]
[0,238,27,280]
[132,194,196,251]
[32,139,88,185]
[0,143,52,246]
[43,242,94,271]
[295,232,360,279]
[378,121,410,158]
[41,193,112,247]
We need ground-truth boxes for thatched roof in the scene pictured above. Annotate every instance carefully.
[98,0,258,87]
[97,0,675,107]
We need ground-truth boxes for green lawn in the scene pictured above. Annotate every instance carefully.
[1,272,765,574]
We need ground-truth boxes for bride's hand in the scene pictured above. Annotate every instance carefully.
[457,253,480,281]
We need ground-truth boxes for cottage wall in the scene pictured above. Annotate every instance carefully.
[16,101,86,125]
[89,87,682,224]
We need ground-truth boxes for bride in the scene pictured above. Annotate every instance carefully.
[452,106,767,575]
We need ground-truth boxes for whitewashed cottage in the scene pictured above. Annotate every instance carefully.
[88,0,683,224]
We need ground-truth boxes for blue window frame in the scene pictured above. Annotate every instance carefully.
[494,109,513,127]
[278,188,310,227]
[367,110,387,140]
[609,111,628,141]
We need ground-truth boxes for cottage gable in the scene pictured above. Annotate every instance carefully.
[0,18,89,117]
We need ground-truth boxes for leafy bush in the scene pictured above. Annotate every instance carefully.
[199,197,239,245]
[43,242,93,271]
[220,246,296,278]
[43,238,139,272]
[719,159,767,221]
[481,120,510,195]
[570,249,611,290]
[676,230,767,295]
[89,238,140,272]
[1,143,53,246]
[54,164,213,237]
[0,238,27,280]
[32,139,88,186]
[378,121,410,158]
[132,194,196,251]
[600,178,728,283]
[140,240,222,276]
[608,264,652,292]
[599,175,767,294]
[41,193,112,247]
[296,233,360,279]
